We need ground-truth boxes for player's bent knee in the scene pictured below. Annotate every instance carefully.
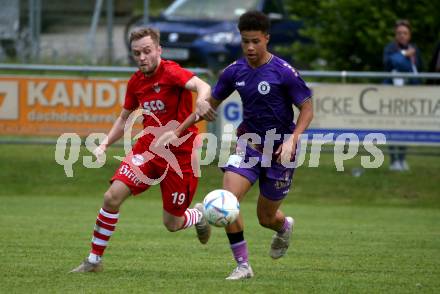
[163,220,181,232]
[103,190,123,210]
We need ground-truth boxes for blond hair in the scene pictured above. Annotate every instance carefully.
[129,28,160,46]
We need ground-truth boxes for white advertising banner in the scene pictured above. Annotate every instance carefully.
[217,84,440,145]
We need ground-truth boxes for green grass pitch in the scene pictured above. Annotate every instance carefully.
[0,144,439,293]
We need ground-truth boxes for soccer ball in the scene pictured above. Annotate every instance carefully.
[203,189,240,227]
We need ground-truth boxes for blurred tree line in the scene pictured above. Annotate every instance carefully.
[283,0,440,71]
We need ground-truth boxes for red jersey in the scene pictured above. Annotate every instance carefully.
[124,60,198,154]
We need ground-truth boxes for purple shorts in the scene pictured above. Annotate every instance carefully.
[222,144,295,201]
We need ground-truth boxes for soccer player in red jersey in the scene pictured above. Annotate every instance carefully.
[70,28,212,273]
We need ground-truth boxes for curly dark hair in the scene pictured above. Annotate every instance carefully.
[238,11,270,34]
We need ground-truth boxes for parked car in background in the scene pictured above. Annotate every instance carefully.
[125,0,305,70]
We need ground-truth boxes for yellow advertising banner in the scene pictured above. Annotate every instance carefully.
[0,76,206,136]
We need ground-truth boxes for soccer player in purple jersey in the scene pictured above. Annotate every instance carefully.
[159,10,314,280]
[196,11,314,280]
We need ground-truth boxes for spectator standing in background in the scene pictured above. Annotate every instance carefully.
[383,19,422,172]
[428,40,440,85]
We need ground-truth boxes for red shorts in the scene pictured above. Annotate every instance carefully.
[111,140,198,217]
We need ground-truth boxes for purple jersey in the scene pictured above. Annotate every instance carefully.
[212,55,312,141]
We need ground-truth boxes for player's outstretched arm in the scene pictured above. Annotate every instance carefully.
[185,75,211,105]
[156,76,221,147]
[178,95,222,134]
[196,95,221,121]
[95,108,133,156]
[196,98,216,121]
[185,75,217,121]
[185,74,225,121]
[186,76,219,121]
[155,96,221,147]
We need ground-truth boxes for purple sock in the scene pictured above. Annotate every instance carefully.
[230,240,248,265]
[277,217,291,235]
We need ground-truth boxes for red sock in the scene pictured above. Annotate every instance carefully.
[90,208,119,257]
[181,208,202,229]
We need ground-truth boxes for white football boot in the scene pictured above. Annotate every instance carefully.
[225,263,254,280]
[70,259,103,273]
